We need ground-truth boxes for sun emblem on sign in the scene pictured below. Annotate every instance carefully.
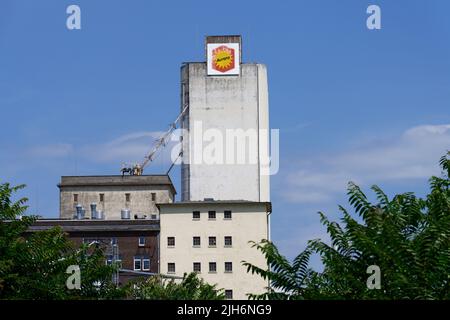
[212,45,235,72]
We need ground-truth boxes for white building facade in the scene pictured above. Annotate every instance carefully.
[159,35,273,300]
[158,201,271,300]
[180,36,270,202]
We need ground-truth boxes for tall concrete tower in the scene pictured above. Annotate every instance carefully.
[180,36,270,202]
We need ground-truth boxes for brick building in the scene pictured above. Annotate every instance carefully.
[28,218,160,285]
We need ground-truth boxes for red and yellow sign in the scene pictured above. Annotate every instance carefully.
[212,45,235,73]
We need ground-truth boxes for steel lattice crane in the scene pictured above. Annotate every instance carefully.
[120,105,188,176]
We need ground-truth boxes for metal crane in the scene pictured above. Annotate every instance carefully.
[120,104,188,176]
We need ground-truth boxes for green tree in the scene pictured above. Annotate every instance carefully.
[128,272,225,300]
[0,182,122,299]
[242,239,313,300]
[244,153,450,299]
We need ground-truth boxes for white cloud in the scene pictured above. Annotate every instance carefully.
[28,143,74,158]
[80,130,179,164]
[26,130,179,167]
[284,124,450,204]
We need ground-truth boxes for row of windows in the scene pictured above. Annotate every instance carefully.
[84,237,147,247]
[167,262,233,274]
[167,236,232,247]
[73,193,157,202]
[134,257,151,271]
[192,210,232,220]
[105,256,150,271]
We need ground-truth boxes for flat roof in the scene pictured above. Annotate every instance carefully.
[157,201,272,212]
[27,219,160,232]
[58,175,176,194]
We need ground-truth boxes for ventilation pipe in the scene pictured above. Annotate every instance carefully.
[76,205,84,220]
[121,209,130,219]
[90,203,97,219]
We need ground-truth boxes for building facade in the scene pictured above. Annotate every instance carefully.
[180,37,270,202]
[27,219,160,285]
[157,35,272,299]
[158,201,271,300]
[34,35,272,299]
[59,175,176,220]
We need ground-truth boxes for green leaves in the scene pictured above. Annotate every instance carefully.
[246,153,450,300]
[127,272,225,300]
[0,182,119,300]
[243,240,314,300]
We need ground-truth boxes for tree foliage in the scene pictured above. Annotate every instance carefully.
[0,182,120,299]
[127,272,225,300]
[245,153,450,299]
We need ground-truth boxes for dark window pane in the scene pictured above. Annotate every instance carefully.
[134,258,141,270]
[225,290,233,300]
[224,210,232,219]
[143,259,150,271]
[225,262,233,272]
[224,236,232,246]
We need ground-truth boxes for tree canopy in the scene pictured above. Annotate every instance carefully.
[244,153,450,299]
[0,183,121,299]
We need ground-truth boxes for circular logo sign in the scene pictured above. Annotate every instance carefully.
[212,45,235,73]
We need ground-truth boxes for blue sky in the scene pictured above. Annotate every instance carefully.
[1,0,450,261]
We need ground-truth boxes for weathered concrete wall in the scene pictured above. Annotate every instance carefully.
[181,63,270,202]
[60,186,174,220]
[159,202,269,300]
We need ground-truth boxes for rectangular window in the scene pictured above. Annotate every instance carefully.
[138,237,145,247]
[209,262,217,273]
[208,236,216,247]
[224,236,232,247]
[192,211,200,220]
[225,262,233,273]
[151,193,156,201]
[142,258,150,271]
[193,236,201,247]
[107,256,122,268]
[208,211,216,220]
[99,193,104,202]
[225,290,233,300]
[73,194,78,202]
[167,263,176,273]
[167,237,175,247]
[224,210,232,219]
[134,258,142,271]
[193,262,201,273]
[125,193,131,202]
